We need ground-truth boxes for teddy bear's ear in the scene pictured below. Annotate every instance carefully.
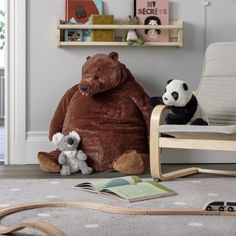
[52,132,64,146]
[167,79,173,84]
[86,56,91,60]
[69,131,81,142]
[108,52,119,61]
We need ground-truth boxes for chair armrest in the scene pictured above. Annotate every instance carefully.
[150,105,168,151]
[150,105,168,128]
[150,105,167,179]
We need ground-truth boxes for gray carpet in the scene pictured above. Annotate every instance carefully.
[1,178,236,236]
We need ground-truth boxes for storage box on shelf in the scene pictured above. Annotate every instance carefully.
[57,19,183,47]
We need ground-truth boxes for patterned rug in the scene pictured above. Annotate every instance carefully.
[1,178,236,236]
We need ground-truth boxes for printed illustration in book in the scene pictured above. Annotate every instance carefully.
[134,0,169,42]
[66,0,103,41]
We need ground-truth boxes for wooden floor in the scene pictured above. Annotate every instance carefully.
[0,164,236,179]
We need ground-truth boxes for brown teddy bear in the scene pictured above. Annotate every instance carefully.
[38,52,153,174]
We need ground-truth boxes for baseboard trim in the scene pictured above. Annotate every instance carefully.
[26,132,54,164]
[25,132,236,165]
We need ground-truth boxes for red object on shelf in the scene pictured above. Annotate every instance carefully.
[65,0,101,24]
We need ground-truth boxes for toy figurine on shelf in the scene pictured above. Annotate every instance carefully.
[122,15,144,45]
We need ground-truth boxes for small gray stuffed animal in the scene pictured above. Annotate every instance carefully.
[52,131,93,175]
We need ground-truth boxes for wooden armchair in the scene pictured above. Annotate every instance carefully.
[150,42,236,181]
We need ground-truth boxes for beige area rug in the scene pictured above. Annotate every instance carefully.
[0,178,236,236]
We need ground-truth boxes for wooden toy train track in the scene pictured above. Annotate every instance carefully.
[0,201,236,236]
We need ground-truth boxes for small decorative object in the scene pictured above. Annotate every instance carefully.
[91,14,114,42]
[162,79,209,125]
[69,17,77,24]
[38,52,153,174]
[122,15,144,45]
[52,131,93,175]
[64,29,83,41]
[134,0,169,42]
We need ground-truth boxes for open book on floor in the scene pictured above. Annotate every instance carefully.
[74,176,176,202]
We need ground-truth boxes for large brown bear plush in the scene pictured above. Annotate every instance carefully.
[38,52,153,174]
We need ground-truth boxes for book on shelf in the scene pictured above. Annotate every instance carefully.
[134,0,169,42]
[65,0,103,41]
[74,176,176,202]
[91,15,114,42]
[64,29,83,41]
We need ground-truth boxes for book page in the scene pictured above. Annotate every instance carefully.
[74,176,142,192]
[101,181,175,202]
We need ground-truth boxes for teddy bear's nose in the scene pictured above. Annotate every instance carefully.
[67,138,74,145]
[163,97,168,101]
[79,84,88,92]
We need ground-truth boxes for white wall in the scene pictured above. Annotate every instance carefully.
[0,0,5,68]
[26,0,236,164]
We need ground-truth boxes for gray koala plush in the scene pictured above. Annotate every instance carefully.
[52,131,93,175]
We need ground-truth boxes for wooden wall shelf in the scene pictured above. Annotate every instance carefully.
[57,19,183,47]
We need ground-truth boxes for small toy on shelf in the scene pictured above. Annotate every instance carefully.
[122,15,144,45]
[52,131,93,175]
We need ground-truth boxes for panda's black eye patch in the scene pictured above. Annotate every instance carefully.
[171,92,179,101]
[183,83,188,91]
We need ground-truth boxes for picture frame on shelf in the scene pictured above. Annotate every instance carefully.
[134,0,169,42]
[64,29,83,41]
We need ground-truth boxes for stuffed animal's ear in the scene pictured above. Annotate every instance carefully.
[86,56,91,60]
[108,52,119,61]
[183,83,188,91]
[52,132,64,146]
[167,79,173,84]
[69,131,81,142]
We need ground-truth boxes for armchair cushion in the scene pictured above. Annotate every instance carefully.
[157,124,236,139]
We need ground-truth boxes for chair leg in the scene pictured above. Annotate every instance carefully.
[150,136,199,181]
[150,135,162,180]
[198,168,236,176]
[160,167,199,181]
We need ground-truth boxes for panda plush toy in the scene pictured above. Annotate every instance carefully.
[160,79,209,125]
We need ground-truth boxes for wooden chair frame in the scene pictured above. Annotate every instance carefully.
[150,105,236,181]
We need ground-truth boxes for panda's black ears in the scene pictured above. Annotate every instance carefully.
[183,83,188,91]
[167,79,173,84]
[86,56,91,60]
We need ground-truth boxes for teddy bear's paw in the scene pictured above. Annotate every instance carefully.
[165,113,177,124]
[38,152,61,173]
[112,150,148,175]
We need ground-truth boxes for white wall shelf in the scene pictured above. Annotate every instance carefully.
[57,19,183,47]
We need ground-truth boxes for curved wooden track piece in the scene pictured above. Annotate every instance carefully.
[0,201,236,235]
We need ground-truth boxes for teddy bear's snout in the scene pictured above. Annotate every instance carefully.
[67,137,74,145]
